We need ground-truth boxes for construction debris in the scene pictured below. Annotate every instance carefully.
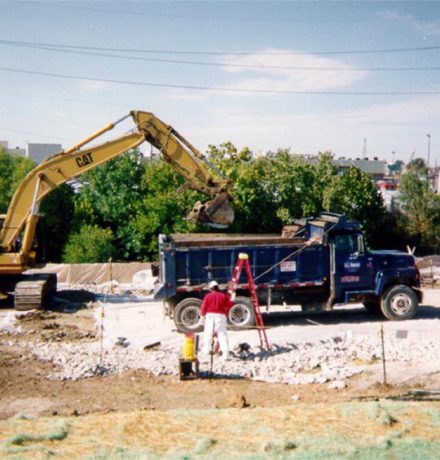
[7,326,439,385]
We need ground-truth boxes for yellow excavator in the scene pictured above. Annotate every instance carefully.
[0,111,234,310]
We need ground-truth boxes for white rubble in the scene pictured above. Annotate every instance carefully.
[328,380,346,390]
[132,270,155,292]
[21,328,440,385]
[3,288,440,386]
[57,282,146,296]
[0,312,20,334]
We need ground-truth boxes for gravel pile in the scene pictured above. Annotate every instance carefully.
[22,330,440,385]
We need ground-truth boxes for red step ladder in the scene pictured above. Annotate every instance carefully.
[228,253,270,351]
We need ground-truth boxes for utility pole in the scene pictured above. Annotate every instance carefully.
[427,134,431,168]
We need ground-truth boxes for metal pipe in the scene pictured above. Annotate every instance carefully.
[64,114,131,154]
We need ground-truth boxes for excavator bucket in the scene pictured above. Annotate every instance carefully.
[186,192,234,228]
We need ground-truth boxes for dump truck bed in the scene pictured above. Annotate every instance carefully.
[170,233,308,248]
[154,231,328,300]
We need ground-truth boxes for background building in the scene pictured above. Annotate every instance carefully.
[0,140,25,156]
[0,140,62,163]
[334,157,387,181]
[25,142,62,163]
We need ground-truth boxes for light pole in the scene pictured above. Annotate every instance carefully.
[427,133,431,168]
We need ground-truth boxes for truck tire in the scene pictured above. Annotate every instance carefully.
[228,297,256,329]
[174,298,203,333]
[380,285,418,321]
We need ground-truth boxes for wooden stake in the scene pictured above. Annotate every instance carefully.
[380,323,387,385]
[108,257,113,294]
[209,321,215,379]
[100,303,105,364]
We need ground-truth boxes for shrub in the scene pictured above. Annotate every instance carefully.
[62,225,115,263]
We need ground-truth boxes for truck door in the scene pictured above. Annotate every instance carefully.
[332,233,375,298]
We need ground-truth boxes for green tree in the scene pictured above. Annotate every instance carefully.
[72,150,147,228]
[209,145,387,243]
[399,158,429,234]
[207,142,281,232]
[0,147,74,261]
[60,142,393,262]
[71,150,149,259]
[39,185,75,261]
[398,159,440,253]
[426,194,440,252]
[69,150,199,260]
[62,224,115,263]
[0,148,35,213]
[117,159,198,259]
[324,166,386,245]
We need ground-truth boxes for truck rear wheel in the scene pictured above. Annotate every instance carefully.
[174,298,203,333]
[228,297,256,329]
[381,285,418,320]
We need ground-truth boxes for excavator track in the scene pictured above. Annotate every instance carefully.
[14,274,57,311]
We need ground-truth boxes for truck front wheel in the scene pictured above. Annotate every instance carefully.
[381,285,418,320]
[228,297,256,329]
[174,298,203,333]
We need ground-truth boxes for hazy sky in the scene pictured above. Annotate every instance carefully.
[1,0,440,163]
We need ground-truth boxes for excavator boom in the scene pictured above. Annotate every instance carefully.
[0,110,234,309]
[0,111,233,253]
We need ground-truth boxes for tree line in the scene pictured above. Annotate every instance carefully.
[0,144,438,262]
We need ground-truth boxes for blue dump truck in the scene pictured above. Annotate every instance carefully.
[154,213,422,333]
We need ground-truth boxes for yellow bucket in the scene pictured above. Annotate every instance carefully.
[182,333,195,360]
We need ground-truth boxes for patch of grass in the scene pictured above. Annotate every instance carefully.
[296,434,362,459]
[366,401,398,426]
[424,407,440,427]
[86,446,158,460]
[193,436,217,454]
[169,408,221,418]
[339,402,360,417]
[7,423,69,446]
[10,413,35,421]
[261,439,297,455]
[252,425,276,435]
[350,439,440,459]
[1,421,70,456]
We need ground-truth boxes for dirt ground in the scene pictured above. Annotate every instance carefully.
[2,291,440,458]
[0,291,432,420]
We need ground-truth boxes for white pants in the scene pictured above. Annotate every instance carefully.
[202,313,229,358]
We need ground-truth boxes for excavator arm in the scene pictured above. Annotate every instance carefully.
[0,111,234,256]
[131,111,233,228]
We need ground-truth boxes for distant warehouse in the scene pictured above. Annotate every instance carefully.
[334,157,386,181]
[0,140,62,164]
[25,142,62,163]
